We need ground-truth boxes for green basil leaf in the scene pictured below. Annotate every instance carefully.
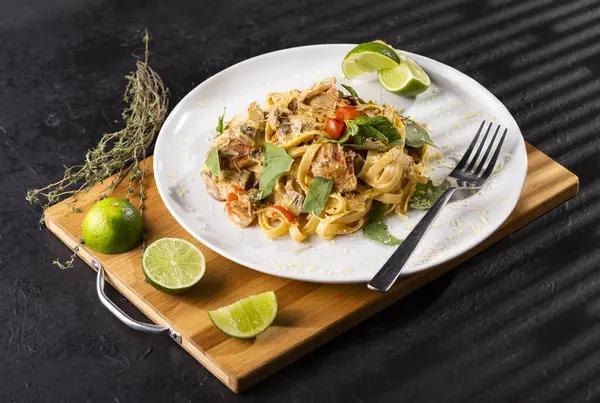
[352,116,403,145]
[301,176,333,215]
[360,125,389,143]
[404,118,436,148]
[363,202,402,246]
[344,139,388,151]
[205,147,221,177]
[409,180,446,210]
[341,84,365,103]
[216,107,226,135]
[258,143,294,198]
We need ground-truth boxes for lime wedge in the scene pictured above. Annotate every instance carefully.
[342,42,401,79]
[378,55,431,97]
[208,291,278,339]
[142,238,206,294]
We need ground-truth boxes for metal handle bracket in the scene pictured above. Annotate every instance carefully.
[94,259,182,344]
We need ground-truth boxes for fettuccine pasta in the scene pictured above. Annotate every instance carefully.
[201,77,433,243]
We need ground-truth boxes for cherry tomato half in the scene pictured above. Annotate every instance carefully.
[325,118,346,140]
[226,192,238,202]
[271,205,296,223]
[335,106,366,121]
[226,184,244,202]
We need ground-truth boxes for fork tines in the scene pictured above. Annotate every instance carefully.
[453,120,507,181]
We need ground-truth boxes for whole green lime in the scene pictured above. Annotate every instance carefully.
[82,197,144,254]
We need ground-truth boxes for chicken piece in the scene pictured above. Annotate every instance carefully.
[212,102,265,169]
[213,102,265,170]
[201,169,250,201]
[298,77,336,103]
[282,188,305,216]
[306,86,338,111]
[310,143,357,193]
[217,141,262,170]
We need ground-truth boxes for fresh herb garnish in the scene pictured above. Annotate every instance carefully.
[329,116,403,148]
[404,118,436,148]
[341,84,365,103]
[363,202,402,246]
[205,147,221,177]
[301,176,333,215]
[409,180,446,210]
[344,138,388,151]
[216,108,226,135]
[354,116,403,145]
[258,143,294,198]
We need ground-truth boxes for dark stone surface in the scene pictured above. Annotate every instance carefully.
[1,0,599,401]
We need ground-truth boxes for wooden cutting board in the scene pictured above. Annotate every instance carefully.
[44,143,578,393]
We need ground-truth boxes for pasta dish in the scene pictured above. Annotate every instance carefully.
[201,78,437,244]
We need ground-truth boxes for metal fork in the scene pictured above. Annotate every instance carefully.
[367,121,507,292]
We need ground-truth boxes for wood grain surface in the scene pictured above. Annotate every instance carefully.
[44,143,578,393]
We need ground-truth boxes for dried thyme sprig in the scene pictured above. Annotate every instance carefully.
[26,30,168,214]
[27,30,169,269]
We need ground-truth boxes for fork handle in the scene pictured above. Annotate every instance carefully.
[367,187,458,292]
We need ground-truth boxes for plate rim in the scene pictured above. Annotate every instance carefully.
[153,43,528,284]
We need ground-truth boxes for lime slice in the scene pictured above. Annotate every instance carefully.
[142,238,206,294]
[342,42,401,79]
[208,291,278,339]
[378,55,431,97]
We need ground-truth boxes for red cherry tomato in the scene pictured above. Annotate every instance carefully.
[230,185,244,194]
[226,184,244,202]
[271,205,296,223]
[335,106,366,121]
[325,118,346,140]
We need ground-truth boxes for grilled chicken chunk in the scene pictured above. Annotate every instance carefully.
[310,143,357,193]
[213,102,265,169]
[201,169,251,201]
[305,86,338,110]
[298,78,336,103]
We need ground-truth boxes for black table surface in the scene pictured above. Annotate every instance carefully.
[1,0,598,401]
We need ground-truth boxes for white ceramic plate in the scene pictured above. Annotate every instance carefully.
[153,44,527,284]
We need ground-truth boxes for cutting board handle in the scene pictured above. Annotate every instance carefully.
[93,259,182,344]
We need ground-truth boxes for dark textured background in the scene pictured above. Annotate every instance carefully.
[1,0,599,401]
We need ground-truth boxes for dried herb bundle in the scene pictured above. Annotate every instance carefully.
[26,31,168,215]
[26,30,169,268]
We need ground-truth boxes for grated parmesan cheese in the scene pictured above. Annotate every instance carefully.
[293,244,311,254]
[477,210,489,224]
[469,223,481,233]
[448,230,463,240]
[175,186,188,197]
[463,111,481,120]
[429,152,443,160]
